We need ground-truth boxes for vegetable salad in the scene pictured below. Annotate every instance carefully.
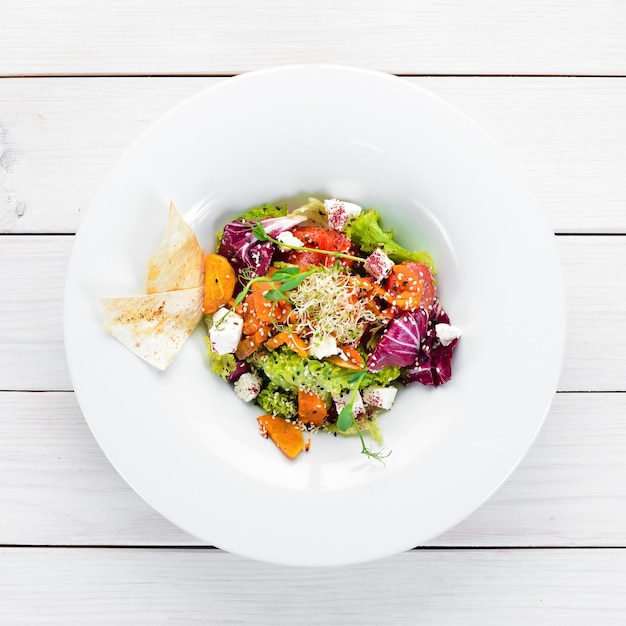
[204,198,461,461]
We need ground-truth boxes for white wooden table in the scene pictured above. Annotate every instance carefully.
[2,2,626,623]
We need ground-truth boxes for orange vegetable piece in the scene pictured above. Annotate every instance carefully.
[297,389,328,427]
[203,254,237,314]
[379,264,425,310]
[348,275,386,298]
[325,345,365,370]
[257,414,304,459]
[250,282,292,324]
[241,296,263,336]
[264,331,309,358]
[235,325,273,360]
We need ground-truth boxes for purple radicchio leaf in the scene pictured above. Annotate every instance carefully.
[218,215,306,282]
[403,300,459,387]
[226,360,249,383]
[366,307,429,372]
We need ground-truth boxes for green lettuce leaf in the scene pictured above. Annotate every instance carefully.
[257,383,298,419]
[345,209,435,271]
[250,347,400,403]
[236,203,288,221]
[205,336,237,381]
[324,414,384,444]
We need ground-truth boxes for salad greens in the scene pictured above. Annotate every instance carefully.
[236,203,288,221]
[204,197,461,462]
[345,209,435,271]
[250,346,400,404]
[257,382,298,420]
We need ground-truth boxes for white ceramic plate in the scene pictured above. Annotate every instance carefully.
[64,65,566,567]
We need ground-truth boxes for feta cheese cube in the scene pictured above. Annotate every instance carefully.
[362,386,398,410]
[233,372,263,402]
[324,198,363,231]
[333,390,366,419]
[276,230,304,252]
[308,334,341,360]
[209,307,243,355]
[364,248,394,282]
[435,323,462,346]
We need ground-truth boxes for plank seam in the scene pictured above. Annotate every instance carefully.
[0,544,623,550]
[2,73,626,80]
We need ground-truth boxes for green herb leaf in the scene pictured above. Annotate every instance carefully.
[337,404,354,431]
[252,223,270,241]
[263,289,286,302]
[346,370,367,385]
[277,274,311,292]
[270,266,301,280]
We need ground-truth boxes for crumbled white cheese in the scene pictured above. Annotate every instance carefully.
[362,386,398,410]
[209,307,243,355]
[364,248,394,282]
[276,230,304,252]
[324,198,363,231]
[233,372,262,402]
[308,334,341,360]
[333,390,366,419]
[435,323,462,346]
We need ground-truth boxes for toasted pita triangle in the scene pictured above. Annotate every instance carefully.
[146,202,204,294]
[101,287,203,370]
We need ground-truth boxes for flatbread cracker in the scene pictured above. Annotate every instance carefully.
[146,202,204,293]
[101,287,203,370]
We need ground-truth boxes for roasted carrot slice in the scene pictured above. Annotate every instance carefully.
[240,296,264,336]
[348,275,386,298]
[379,264,425,310]
[249,282,292,324]
[264,331,309,358]
[257,414,304,459]
[250,283,276,323]
[297,389,328,427]
[325,345,365,370]
[235,326,273,360]
[203,254,237,314]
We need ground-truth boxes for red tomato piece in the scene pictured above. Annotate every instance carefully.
[280,226,359,268]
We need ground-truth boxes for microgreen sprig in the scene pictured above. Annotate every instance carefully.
[214,264,316,329]
[336,370,392,465]
[251,222,365,264]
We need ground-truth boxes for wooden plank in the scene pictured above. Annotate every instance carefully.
[0,392,193,545]
[1,77,625,235]
[1,1,626,76]
[435,391,626,547]
[418,77,626,235]
[1,392,625,547]
[0,547,625,625]
[0,77,221,235]
[0,235,622,392]
[0,236,72,391]
[557,236,626,392]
